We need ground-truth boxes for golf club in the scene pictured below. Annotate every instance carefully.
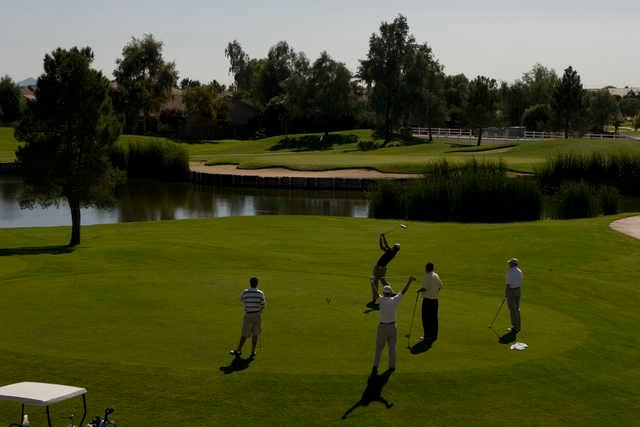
[406,292,420,347]
[488,299,505,337]
[382,224,407,236]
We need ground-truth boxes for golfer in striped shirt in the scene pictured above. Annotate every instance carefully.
[230,277,266,358]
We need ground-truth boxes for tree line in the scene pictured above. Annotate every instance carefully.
[2,14,640,143]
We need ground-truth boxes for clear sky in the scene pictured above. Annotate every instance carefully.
[1,0,638,88]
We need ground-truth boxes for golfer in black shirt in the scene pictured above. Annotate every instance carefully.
[370,234,400,304]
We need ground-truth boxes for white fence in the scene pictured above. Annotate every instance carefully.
[411,127,631,141]
[411,127,472,138]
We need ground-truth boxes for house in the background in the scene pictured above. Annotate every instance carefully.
[604,86,640,97]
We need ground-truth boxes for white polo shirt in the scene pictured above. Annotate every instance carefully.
[506,267,523,288]
[420,272,443,299]
[379,293,404,324]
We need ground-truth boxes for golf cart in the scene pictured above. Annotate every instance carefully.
[0,382,87,427]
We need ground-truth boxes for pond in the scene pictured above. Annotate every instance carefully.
[0,176,370,228]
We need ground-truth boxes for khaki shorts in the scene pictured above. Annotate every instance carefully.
[371,265,387,280]
[241,312,262,337]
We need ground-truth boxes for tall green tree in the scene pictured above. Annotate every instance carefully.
[402,43,446,141]
[180,78,201,89]
[15,47,121,246]
[521,63,558,106]
[183,83,221,121]
[275,52,311,135]
[0,76,22,123]
[587,89,620,133]
[444,74,469,128]
[254,41,297,107]
[309,51,353,137]
[522,103,552,131]
[466,76,498,145]
[114,34,178,133]
[620,95,640,118]
[359,14,415,145]
[552,66,583,139]
[225,40,253,93]
[499,80,527,126]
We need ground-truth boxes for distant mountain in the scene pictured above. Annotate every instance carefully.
[17,77,37,87]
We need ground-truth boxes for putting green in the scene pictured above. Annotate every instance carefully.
[0,215,638,425]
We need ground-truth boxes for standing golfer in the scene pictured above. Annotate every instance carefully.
[230,277,266,358]
[417,262,443,342]
[505,258,523,334]
[370,234,400,304]
[372,276,415,373]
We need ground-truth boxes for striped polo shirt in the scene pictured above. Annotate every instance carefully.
[241,288,266,314]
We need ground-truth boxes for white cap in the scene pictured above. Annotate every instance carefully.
[508,257,519,265]
[382,285,393,294]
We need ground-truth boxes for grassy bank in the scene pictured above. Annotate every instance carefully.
[0,216,638,425]
[4,127,640,173]
[0,127,19,162]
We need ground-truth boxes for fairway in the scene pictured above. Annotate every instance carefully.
[0,216,639,425]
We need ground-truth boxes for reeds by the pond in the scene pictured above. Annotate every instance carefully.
[538,152,640,196]
[371,160,543,222]
[110,138,190,182]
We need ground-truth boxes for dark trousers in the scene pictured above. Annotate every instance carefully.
[421,298,439,341]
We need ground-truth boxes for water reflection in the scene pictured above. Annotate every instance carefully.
[0,176,370,228]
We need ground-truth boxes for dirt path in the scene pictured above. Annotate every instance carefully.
[189,162,420,179]
[609,216,640,240]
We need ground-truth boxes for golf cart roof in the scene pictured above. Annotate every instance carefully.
[0,382,87,406]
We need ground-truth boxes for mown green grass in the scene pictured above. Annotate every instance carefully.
[0,215,638,425]
[189,130,640,173]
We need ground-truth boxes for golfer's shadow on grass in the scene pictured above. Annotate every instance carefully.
[342,368,394,420]
[219,355,254,374]
[498,330,517,345]
[363,301,380,314]
[409,339,433,355]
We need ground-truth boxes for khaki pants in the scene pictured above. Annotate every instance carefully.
[506,287,521,332]
[370,265,390,300]
[373,323,397,369]
[241,312,262,337]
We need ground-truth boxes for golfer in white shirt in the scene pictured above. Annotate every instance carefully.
[505,258,523,333]
[372,276,415,373]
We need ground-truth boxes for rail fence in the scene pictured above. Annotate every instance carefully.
[411,127,632,141]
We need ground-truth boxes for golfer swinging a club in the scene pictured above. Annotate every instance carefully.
[370,234,401,305]
[372,276,415,373]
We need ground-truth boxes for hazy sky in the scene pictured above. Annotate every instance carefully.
[1,0,638,88]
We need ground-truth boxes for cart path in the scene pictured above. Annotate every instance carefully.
[609,216,640,240]
[189,162,420,179]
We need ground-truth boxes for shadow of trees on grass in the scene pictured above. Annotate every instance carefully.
[0,245,74,257]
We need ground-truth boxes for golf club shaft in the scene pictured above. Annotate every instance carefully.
[489,299,505,328]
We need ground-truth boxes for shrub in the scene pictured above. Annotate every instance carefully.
[370,180,408,219]
[538,152,640,196]
[110,138,189,182]
[269,134,357,151]
[357,140,378,151]
[370,160,542,223]
[555,181,598,219]
[599,185,620,215]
